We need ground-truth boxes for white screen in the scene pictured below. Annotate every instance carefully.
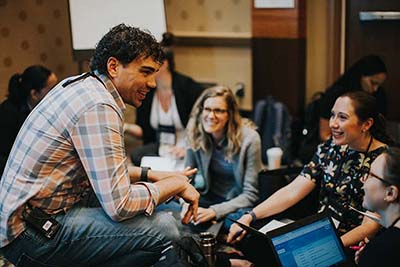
[68,0,166,50]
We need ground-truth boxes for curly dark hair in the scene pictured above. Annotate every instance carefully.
[89,24,164,74]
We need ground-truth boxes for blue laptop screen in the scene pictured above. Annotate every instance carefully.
[270,217,346,267]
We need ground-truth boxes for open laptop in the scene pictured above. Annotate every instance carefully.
[229,212,347,267]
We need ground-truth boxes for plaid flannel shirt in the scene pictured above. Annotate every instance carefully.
[0,72,160,246]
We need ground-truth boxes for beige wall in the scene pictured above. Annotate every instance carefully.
[1,0,336,110]
[0,0,79,100]
[165,0,252,110]
[168,0,337,108]
[173,46,252,110]
[306,0,342,104]
[166,0,251,35]
[306,0,330,103]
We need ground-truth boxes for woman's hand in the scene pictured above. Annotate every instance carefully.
[227,214,253,244]
[354,238,369,264]
[180,205,216,224]
[170,146,186,159]
[123,123,143,138]
[194,207,216,224]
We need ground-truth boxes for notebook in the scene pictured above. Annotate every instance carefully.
[228,212,346,267]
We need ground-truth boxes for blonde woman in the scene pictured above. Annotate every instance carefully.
[183,86,262,229]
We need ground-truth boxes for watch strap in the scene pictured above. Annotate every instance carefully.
[245,210,257,223]
[140,166,151,182]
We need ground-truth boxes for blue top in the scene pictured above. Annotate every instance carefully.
[209,146,235,199]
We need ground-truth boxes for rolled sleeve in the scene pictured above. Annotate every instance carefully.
[71,104,159,221]
[135,182,160,216]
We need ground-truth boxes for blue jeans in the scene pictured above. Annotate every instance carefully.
[2,206,182,267]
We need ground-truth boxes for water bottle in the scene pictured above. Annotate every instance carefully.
[198,232,217,267]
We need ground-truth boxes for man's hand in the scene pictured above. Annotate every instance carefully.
[180,166,197,178]
[194,207,216,224]
[227,214,253,244]
[177,183,199,224]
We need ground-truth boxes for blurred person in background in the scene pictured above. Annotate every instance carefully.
[320,55,387,141]
[0,65,57,176]
[129,32,203,166]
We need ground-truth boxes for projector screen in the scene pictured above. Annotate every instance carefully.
[68,0,166,59]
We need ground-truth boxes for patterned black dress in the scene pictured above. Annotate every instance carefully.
[301,138,387,234]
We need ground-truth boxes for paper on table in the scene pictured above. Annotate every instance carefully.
[140,156,184,171]
[258,219,289,234]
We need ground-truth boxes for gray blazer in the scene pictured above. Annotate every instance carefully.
[185,126,262,220]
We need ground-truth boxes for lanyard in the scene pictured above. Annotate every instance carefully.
[62,72,105,88]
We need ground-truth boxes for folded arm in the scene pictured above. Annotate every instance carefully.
[72,104,198,221]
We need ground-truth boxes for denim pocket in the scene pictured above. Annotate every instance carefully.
[22,226,59,250]
[16,253,56,267]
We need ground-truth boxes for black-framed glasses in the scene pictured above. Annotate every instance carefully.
[361,171,392,186]
[202,107,228,116]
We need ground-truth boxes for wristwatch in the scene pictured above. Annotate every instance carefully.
[140,166,151,182]
[245,210,257,223]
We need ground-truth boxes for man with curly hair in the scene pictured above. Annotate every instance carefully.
[0,24,199,266]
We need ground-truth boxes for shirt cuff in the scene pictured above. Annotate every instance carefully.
[136,182,160,216]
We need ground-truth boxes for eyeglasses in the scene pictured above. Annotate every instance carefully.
[361,171,392,186]
[202,107,228,116]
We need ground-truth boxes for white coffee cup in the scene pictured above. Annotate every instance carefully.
[266,147,283,170]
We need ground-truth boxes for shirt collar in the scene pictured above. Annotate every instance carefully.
[94,70,126,114]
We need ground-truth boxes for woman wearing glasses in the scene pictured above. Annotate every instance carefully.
[183,86,262,230]
[228,91,395,252]
[355,147,400,266]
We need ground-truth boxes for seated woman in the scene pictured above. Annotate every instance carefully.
[228,91,394,252]
[0,65,57,176]
[183,86,262,230]
[355,147,400,266]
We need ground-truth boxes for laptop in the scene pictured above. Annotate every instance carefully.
[229,212,347,267]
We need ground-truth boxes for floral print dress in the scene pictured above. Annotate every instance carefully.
[301,139,387,234]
